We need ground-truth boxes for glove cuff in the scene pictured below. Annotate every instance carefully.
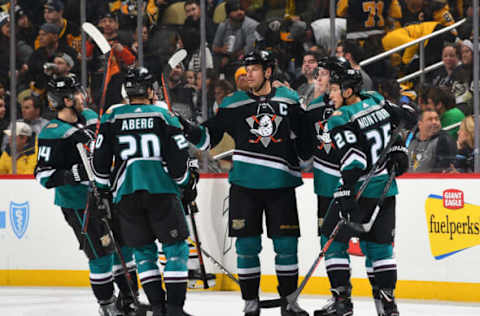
[71,164,82,182]
[334,189,351,199]
[389,145,408,154]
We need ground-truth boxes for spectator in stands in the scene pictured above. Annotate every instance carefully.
[336,40,373,90]
[184,70,197,90]
[459,40,473,84]
[87,11,135,109]
[213,0,258,81]
[16,5,36,49]
[212,79,234,114]
[382,21,456,75]
[429,43,460,88]
[168,63,196,121]
[184,0,217,45]
[181,27,214,73]
[295,51,321,108]
[408,109,457,173]
[37,0,81,52]
[53,52,75,77]
[0,12,30,89]
[20,96,48,136]
[0,96,8,154]
[0,121,37,175]
[452,115,474,173]
[234,66,248,91]
[27,23,79,100]
[427,87,464,139]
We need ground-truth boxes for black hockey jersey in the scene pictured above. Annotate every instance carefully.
[337,0,394,37]
[191,86,304,189]
[35,109,97,210]
[92,103,191,204]
[327,91,399,198]
[301,94,339,197]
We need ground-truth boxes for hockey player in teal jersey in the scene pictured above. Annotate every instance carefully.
[34,75,136,316]
[314,69,409,316]
[178,50,308,316]
[93,67,196,316]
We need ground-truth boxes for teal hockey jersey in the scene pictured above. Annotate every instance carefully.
[92,103,191,203]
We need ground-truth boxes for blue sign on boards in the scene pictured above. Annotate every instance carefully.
[0,211,5,229]
[9,201,29,239]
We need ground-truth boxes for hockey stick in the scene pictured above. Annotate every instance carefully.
[76,143,141,310]
[213,149,234,161]
[261,128,404,308]
[346,169,396,233]
[187,201,210,289]
[81,22,113,235]
[160,49,187,111]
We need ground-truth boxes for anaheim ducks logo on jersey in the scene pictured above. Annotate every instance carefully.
[315,120,335,154]
[245,103,283,148]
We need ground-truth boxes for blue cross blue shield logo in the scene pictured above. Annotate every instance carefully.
[9,201,29,239]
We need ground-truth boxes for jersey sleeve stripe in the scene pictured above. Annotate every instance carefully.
[174,168,190,186]
[196,126,211,151]
[340,148,367,171]
[35,169,55,187]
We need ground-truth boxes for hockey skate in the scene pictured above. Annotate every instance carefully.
[187,268,216,289]
[314,287,353,316]
[99,297,123,316]
[116,291,153,316]
[243,298,260,316]
[378,289,399,316]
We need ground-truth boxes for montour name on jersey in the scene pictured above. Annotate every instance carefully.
[357,108,390,129]
[122,118,154,131]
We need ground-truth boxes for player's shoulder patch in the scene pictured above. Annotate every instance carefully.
[274,86,300,103]
[220,90,254,109]
[331,110,342,117]
[45,123,58,128]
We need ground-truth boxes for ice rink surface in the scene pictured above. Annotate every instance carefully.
[1,287,479,316]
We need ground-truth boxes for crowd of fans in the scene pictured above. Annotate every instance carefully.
[0,0,478,174]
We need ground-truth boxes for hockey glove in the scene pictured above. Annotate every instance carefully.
[180,162,199,207]
[333,187,359,222]
[386,145,409,176]
[176,113,203,144]
[71,129,94,145]
[65,164,89,185]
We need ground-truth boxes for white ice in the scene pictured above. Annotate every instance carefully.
[0,287,479,316]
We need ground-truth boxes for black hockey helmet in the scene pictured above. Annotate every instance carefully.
[124,66,153,98]
[315,56,351,78]
[243,49,275,71]
[330,68,363,94]
[47,75,78,110]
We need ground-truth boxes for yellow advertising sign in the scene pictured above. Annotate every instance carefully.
[425,190,480,259]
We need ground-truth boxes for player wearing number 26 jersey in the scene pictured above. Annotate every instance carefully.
[314,68,408,316]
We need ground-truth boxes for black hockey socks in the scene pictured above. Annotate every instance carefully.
[143,281,166,309]
[239,277,261,300]
[166,282,187,307]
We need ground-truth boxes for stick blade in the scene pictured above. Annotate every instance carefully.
[168,49,187,69]
[82,22,111,55]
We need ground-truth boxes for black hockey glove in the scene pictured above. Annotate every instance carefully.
[386,145,409,176]
[180,159,200,208]
[176,113,203,144]
[71,129,94,145]
[333,186,359,222]
[65,164,89,185]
